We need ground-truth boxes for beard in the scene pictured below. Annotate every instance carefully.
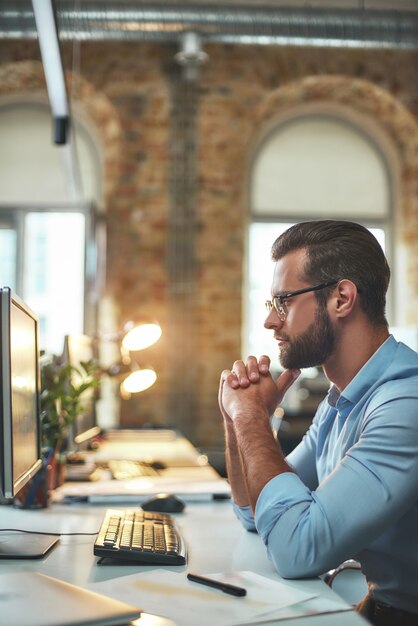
[277,302,336,370]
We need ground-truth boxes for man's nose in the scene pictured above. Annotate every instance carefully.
[264,308,283,330]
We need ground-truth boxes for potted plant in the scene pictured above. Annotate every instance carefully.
[40,355,100,488]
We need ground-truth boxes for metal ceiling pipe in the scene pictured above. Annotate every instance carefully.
[0,1,417,49]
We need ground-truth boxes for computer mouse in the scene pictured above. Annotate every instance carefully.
[150,460,167,470]
[141,493,186,513]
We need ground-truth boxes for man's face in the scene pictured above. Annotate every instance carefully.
[277,298,336,369]
[264,249,337,370]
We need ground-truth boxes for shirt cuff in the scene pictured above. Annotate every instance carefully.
[255,472,313,545]
[232,501,257,531]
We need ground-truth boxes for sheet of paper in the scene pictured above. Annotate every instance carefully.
[201,571,317,616]
[236,594,353,624]
[87,570,317,626]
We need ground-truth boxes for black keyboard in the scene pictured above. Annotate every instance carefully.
[94,508,187,565]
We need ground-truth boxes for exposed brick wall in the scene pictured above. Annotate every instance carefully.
[0,40,417,450]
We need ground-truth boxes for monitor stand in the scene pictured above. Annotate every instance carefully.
[0,531,59,559]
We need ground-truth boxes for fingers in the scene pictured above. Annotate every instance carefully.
[221,355,272,389]
[219,360,300,424]
[232,358,255,386]
[244,355,271,382]
[218,379,233,423]
[258,355,271,375]
[220,368,240,389]
[275,368,301,398]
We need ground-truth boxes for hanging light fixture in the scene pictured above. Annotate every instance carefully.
[31,0,69,144]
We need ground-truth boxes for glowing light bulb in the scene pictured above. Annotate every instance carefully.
[121,323,162,352]
[121,368,157,394]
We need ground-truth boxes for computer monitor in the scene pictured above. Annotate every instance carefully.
[0,287,42,500]
[0,287,59,558]
[62,334,100,449]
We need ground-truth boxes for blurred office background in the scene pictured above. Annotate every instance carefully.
[0,0,417,465]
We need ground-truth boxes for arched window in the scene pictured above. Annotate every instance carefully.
[0,102,102,353]
[245,114,391,363]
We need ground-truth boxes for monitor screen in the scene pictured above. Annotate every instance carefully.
[63,334,100,448]
[0,287,42,499]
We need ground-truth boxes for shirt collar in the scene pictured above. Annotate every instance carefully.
[327,335,396,410]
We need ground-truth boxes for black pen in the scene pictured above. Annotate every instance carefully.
[187,573,247,597]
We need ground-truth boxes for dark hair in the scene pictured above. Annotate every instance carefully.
[271,220,390,326]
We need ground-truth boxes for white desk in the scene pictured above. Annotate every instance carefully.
[88,431,206,467]
[0,500,367,626]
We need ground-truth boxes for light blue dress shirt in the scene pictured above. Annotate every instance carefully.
[234,336,418,613]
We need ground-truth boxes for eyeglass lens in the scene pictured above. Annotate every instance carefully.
[265,299,286,320]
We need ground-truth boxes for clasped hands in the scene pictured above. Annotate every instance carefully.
[219,355,300,423]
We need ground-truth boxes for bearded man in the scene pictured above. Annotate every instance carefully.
[219,220,418,626]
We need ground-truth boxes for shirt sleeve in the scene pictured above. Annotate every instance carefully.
[231,400,324,533]
[285,403,321,491]
[232,501,257,531]
[255,381,418,579]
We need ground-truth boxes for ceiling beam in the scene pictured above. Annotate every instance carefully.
[1,1,417,50]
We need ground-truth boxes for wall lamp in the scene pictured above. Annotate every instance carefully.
[121,321,162,352]
[101,321,162,396]
[32,0,69,144]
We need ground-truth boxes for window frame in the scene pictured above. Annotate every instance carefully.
[0,202,102,351]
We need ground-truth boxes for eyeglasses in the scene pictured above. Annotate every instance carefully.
[265,280,339,322]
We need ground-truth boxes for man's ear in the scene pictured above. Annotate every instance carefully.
[333,279,358,319]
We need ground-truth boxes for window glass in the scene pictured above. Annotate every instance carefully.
[0,103,101,357]
[252,116,389,218]
[23,212,85,354]
[245,222,293,362]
